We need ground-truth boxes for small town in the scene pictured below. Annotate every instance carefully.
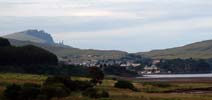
[59,56,162,75]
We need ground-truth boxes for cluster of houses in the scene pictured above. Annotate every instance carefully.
[59,56,162,75]
[138,60,161,74]
[59,56,141,67]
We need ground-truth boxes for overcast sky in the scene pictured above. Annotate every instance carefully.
[0,0,212,52]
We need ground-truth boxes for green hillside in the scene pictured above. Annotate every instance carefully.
[138,40,212,59]
[7,39,127,61]
[8,30,212,60]
[2,30,127,61]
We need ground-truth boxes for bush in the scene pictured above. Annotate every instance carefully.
[101,90,110,98]
[4,82,70,100]
[4,76,97,100]
[72,80,94,91]
[115,80,134,89]
[82,88,98,98]
[18,83,41,100]
[44,76,93,91]
[41,83,70,99]
[4,83,41,100]
[4,84,21,100]
[43,76,74,89]
[82,88,110,99]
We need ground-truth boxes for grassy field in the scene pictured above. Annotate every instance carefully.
[1,73,212,100]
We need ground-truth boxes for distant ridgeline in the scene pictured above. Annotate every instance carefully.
[23,29,55,44]
[0,37,58,65]
[3,29,55,44]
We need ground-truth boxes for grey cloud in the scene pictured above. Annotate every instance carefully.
[0,0,212,52]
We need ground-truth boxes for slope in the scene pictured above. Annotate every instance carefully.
[138,40,212,59]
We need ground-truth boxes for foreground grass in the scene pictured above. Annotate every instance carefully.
[1,73,212,100]
[0,73,47,85]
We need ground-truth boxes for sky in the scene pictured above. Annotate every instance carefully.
[0,0,212,52]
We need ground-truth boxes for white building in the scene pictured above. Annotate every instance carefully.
[140,65,160,74]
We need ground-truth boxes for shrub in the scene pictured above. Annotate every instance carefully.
[43,76,76,90]
[101,90,110,98]
[4,84,21,100]
[82,88,110,99]
[18,83,41,100]
[4,76,97,100]
[41,83,70,99]
[4,83,42,100]
[82,88,98,98]
[114,80,136,91]
[44,76,93,91]
[72,80,94,91]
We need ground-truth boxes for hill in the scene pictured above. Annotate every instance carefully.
[7,39,127,61]
[138,40,212,59]
[0,37,58,65]
[2,30,127,61]
[4,29,212,60]
[3,29,55,44]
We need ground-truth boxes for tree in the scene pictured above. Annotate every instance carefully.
[0,37,11,47]
[157,58,211,73]
[89,67,104,85]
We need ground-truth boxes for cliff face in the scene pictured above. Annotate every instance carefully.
[23,30,54,44]
[3,29,55,44]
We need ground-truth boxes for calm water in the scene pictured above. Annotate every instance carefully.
[137,73,212,78]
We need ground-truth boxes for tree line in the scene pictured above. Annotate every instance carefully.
[157,58,211,74]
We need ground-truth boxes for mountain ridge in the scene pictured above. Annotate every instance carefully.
[3,29,212,60]
[138,39,212,59]
[2,30,127,61]
[3,29,55,44]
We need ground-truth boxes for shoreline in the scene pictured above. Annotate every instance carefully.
[134,73,212,82]
[135,77,212,82]
[137,73,212,78]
